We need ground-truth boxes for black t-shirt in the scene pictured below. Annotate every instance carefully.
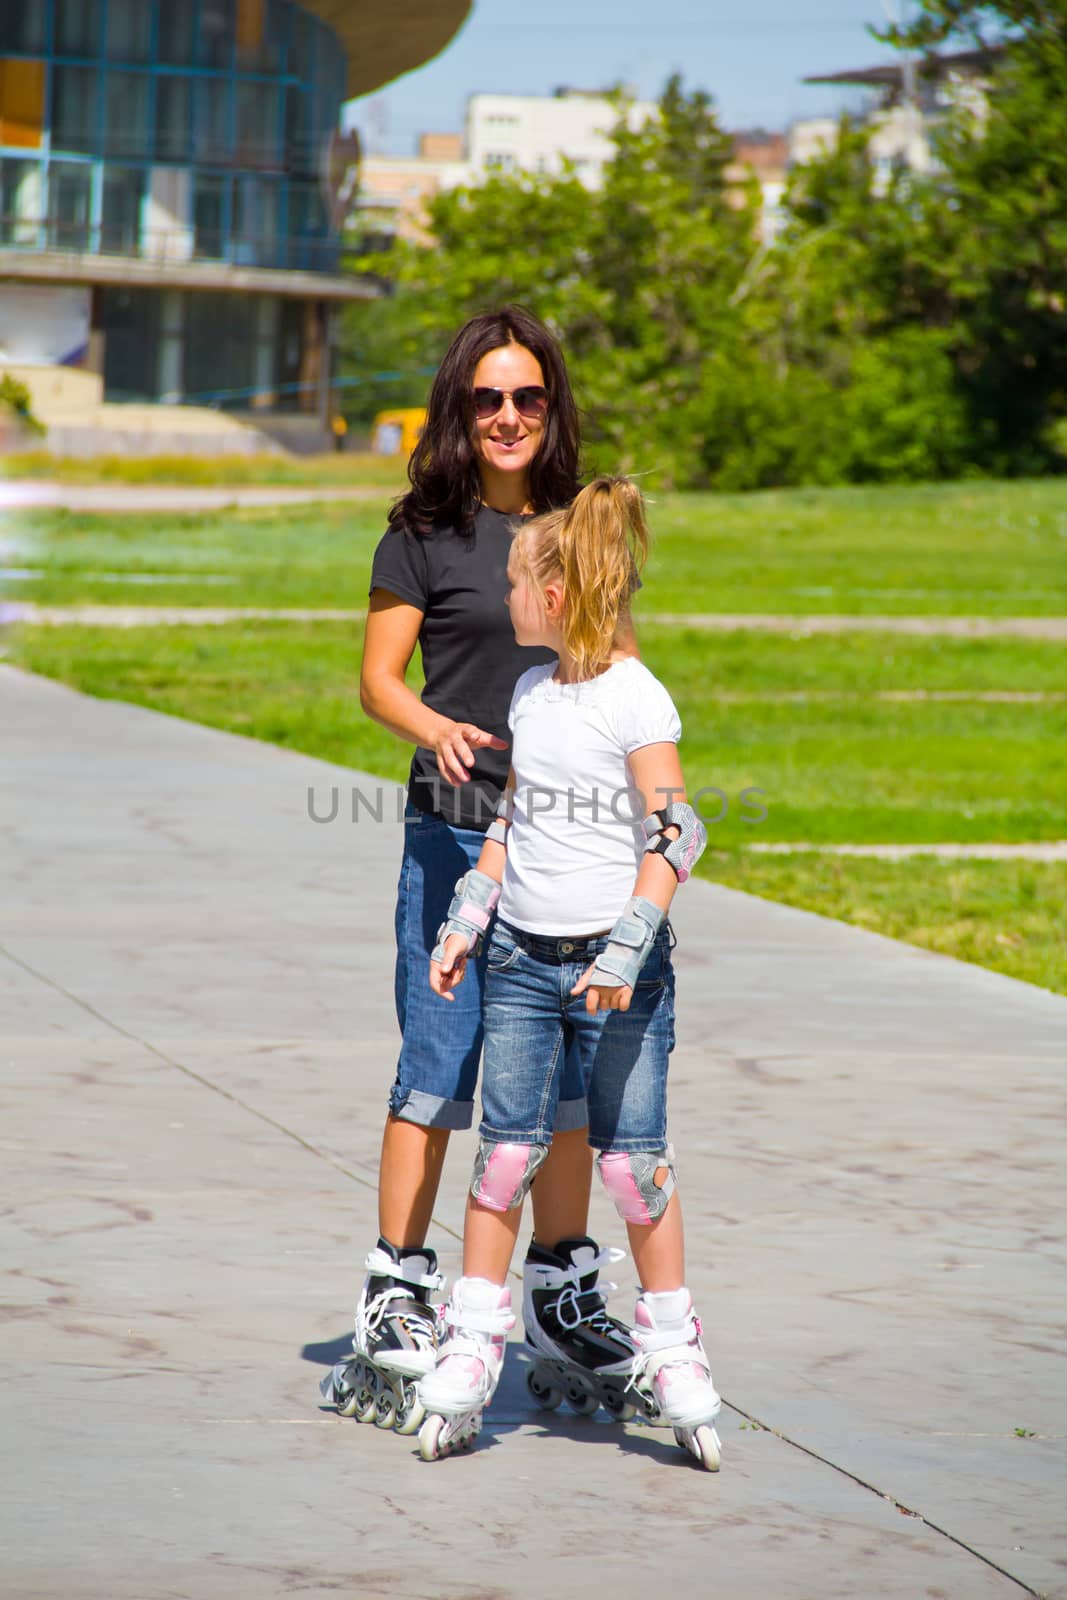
[369,506,555,830]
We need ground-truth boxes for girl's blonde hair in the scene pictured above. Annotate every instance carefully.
[513,476,650,680]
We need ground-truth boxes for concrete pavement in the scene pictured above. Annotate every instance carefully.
[0,480,391,513]
[2,662,1064,1600]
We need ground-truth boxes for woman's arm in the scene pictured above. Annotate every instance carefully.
[360,588,507,787]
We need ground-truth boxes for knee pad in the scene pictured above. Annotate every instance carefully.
[471,1139,549,1213]
[597,1146,676,1225]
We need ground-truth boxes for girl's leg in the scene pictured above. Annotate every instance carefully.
[529,1128,593,1247]
[377,1116,450,1248]
[626,1187,685,1292]
[463,1192,525,1284]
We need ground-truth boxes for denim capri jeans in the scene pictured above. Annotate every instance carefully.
[479,917,676,1153]
[389,803,589,1130]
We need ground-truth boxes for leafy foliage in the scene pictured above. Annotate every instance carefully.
[340,27,1067,488]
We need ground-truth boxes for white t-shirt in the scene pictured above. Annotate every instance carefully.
[499,657,682,935]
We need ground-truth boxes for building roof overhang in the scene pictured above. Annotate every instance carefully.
[0,251,378,302]
[301,1,471,98]
[803,44,1004,90]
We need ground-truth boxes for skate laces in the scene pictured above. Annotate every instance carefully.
[356,1283,437,1349]
[554,1284,621,1334]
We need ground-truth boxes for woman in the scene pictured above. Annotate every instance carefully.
[321,308,638,1433]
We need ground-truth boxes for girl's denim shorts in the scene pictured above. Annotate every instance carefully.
[388,804,588,1130]
[479,917,676,1153]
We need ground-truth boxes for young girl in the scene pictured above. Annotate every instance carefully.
[418,478,721,1471]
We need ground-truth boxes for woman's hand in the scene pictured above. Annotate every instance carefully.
[570,965,633,1015]
[429,934,471,1000]
[432,721,508,787]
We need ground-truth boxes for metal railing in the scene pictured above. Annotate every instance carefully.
[0,213,340,273]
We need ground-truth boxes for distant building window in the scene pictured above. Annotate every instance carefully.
[236,82,282,169]
[285,85,314,175]
[193,77,232,164]
[47,160,93,250]
[51,66,100,156]
[101,164,145,254]
[55,0,102,60]
[198,0,236,70]
[159,0,196,67]
[194,173,229,259]
[154,76,192,163]
[105,0,153,63]
[484,151,517,173]
[0,155,41,245]
[0,0,46,54]
[104,71,150,160]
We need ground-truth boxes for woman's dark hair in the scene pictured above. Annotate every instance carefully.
[389,305,581,536]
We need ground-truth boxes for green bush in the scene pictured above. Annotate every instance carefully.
[0,373,45,436]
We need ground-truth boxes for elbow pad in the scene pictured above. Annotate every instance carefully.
[642,802,706,883]
[485,790,512,848]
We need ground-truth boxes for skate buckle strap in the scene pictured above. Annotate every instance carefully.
[362,1246,444,1294]
[534,1243,625,1291]
[441,1302,516,1338]
[626,1326,712,1394]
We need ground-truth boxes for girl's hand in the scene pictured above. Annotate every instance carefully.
[432,721,508,787]
[570,964,634,1015]
[429,934,470,1000]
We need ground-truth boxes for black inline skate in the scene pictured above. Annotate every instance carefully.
[522,1235,638,1419]
[320,1239,442,1434]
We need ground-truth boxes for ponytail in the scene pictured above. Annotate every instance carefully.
[515,476,649,680]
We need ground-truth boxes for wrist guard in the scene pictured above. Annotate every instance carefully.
[588,896,664,990]
[430,869,501,964]
[642,802,707,883]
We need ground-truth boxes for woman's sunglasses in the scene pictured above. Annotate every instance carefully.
[472,385,549,421]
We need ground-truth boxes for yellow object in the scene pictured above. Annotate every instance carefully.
[0,58,45,150]
[331,414,348,436]
[372,407,426,457]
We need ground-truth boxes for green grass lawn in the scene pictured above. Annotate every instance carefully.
[7,614,1065,996]
[4,477,1065,995]
[5,477,1067,615]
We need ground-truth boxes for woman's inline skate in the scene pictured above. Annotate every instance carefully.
[626,1286,722,1471]
[319,1239,442,1434]
[522,1236,638,1417]
[416,1277,516,1460]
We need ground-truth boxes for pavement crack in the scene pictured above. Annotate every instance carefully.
[724,1400,1043,1597]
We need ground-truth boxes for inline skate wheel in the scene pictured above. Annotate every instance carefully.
[675,1424,721,1471]
[526,1368,562,1411]
[374,1389,397,1429]
[394,1381,425,1436]
[332,1359,365,1417]
[601,1389,637,1423]
[418,1413,446,1462]
[564,1381,600,1417]
[355,1370,379,1424]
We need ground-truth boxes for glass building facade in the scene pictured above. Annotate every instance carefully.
[0,0,356,406]
[0,0,345,271]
